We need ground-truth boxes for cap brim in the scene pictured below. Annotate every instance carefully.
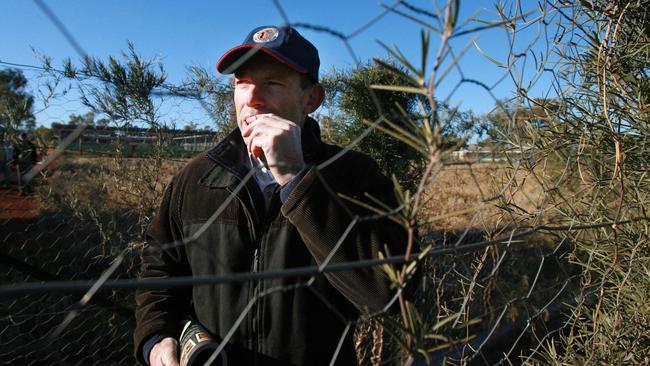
[216,45,308,75]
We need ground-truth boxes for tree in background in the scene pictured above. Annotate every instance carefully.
[32,126,54,147]
[324,62,423,191]
[67,111,95,126]
[62,42,167,130]
[51,43,176,237]
[183,121,199,131]
[320,61,478,191]
[480,98,563,157]
[179,65,235,140]
[0,69,36,135]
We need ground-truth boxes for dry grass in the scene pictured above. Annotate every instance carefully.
[42,154,188,211]
[42,156,550,239]
[419,163,547,234]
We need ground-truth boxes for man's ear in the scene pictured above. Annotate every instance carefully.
[304,84,325,115]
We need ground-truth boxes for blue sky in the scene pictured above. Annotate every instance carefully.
[1,0,558,129]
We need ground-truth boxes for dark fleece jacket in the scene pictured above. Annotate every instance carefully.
[134,118,408,365]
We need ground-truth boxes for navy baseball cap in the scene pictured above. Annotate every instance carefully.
[216,25,320,82]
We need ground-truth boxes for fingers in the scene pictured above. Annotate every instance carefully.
[239,113,305,184]
[150,337,179,366]
[242,115,297,156]
[244,125,270,157]
[242,114,296,134]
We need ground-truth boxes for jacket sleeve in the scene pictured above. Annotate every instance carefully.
[280,153,409,313]
[133,178,193,365]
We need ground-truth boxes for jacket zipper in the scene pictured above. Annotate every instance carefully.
[253,248,260,272]
[227,185,261,354]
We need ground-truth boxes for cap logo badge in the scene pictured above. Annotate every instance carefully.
[253,27,279,43]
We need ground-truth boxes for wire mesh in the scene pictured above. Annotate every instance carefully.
[1,0,648,365]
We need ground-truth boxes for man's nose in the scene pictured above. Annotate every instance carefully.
[245,84,265,108]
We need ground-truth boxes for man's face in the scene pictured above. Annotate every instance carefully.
[234,53,312,132]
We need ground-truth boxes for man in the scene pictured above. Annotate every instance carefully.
[134,25,407,366]
[0,133,13,187]
[18,133,38,166]
[15,133,37,194]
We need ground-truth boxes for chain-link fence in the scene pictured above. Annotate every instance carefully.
[1,0,648,365]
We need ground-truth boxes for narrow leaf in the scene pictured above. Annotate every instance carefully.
[436,36,477,88]
[374,58,423,86]
[381,117,424,146]
[472,40,505,67]
[361,119,428,156]
[379,3,441,34]
[337,193,403,225]
[421,30,430,78]
[394,102,422,133]
[452,10,535,38]
[377,40,421,77]
[370,84,428,95]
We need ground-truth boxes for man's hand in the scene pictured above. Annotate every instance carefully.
[241,114,305,186]
[149,337,179,366]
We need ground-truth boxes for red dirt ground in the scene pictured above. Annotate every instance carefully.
[0,189,40,220]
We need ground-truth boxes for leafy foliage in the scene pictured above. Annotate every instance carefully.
[182,65,236,139]
[64,42,167,128]
[320,61,478,191]
[0,69,36,135]
[320,62,427,191]
[499,1,650,364]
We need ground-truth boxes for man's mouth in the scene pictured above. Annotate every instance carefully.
[241,112,258,127]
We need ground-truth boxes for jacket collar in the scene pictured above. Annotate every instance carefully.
[200,117,322,188]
